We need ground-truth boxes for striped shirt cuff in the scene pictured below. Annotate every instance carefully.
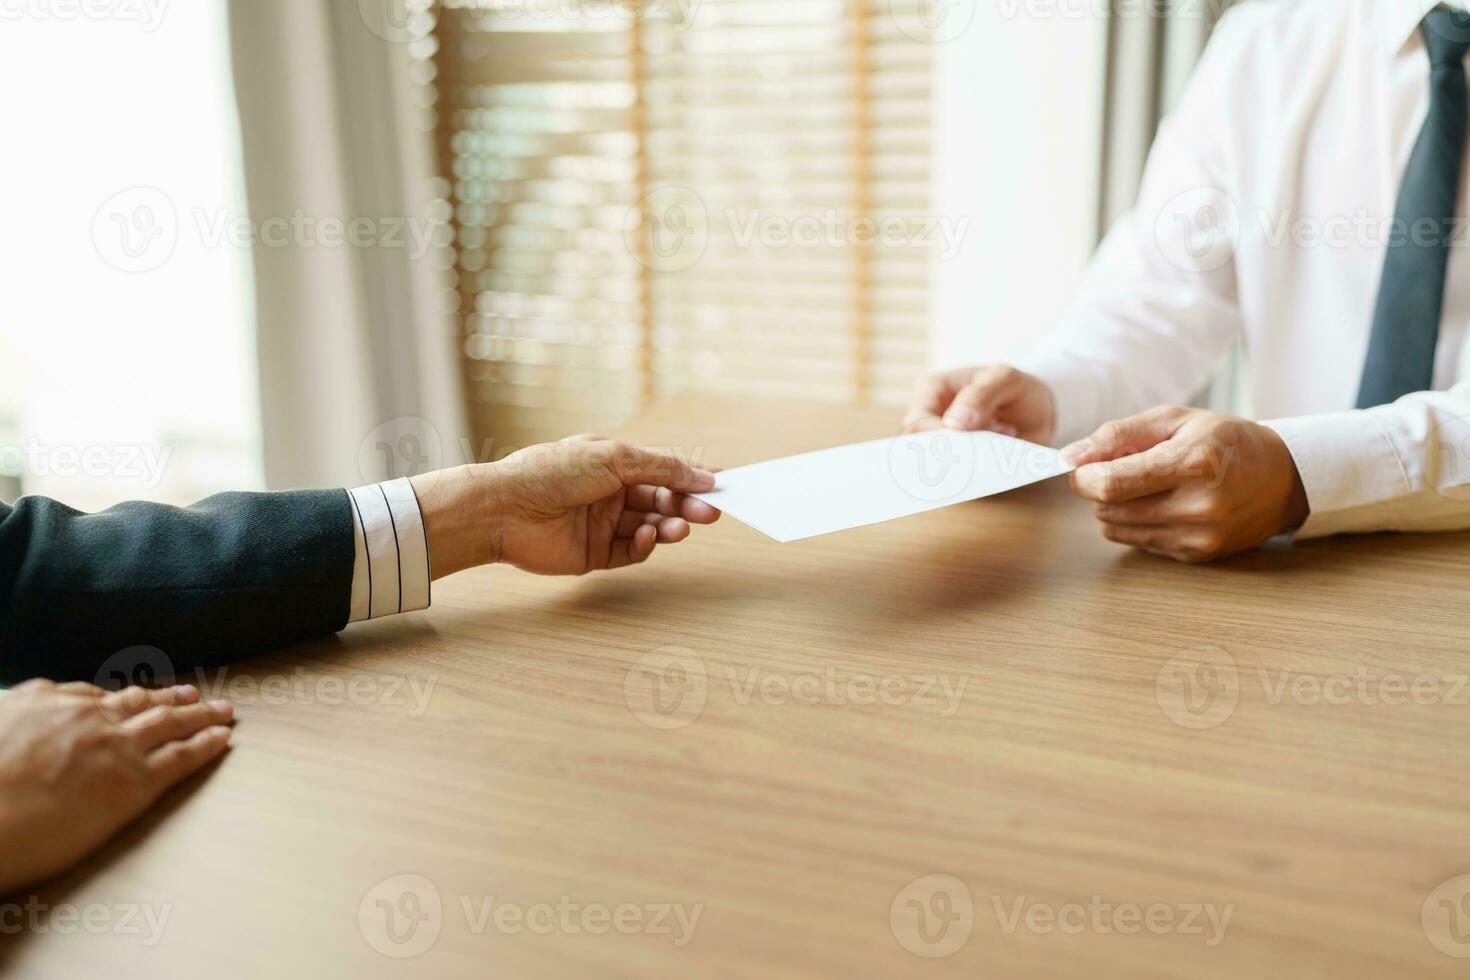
[347,478,431,623]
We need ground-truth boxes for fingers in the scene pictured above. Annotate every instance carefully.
[101,684,201,719]
[1097,521,1224,564]
[903,368,967,431]
[1061,405,1192,466]
[146,725,233,791]
[1098,523,1176,555]
[608,524,658,569]
[942,366,1028,431]
[603,444,716,493]
[1091,484,1225,526]
[124,700,235,750]
[1071,427,1225,504]
[617,511,693,543]
[650,516,691,543]
[1071,447,1189,503]
[624,485,721,523]
[54,681,105,697]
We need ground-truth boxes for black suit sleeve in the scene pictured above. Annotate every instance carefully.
[0,490,355,684]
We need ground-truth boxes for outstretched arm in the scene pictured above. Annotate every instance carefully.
[0,436,718,683]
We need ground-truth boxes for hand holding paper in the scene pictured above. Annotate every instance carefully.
[692,429,1075,543]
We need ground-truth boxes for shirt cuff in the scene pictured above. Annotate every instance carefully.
[1260,411,1413,540]
[346,478,432,623]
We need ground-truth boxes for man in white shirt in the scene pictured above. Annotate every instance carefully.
[906,0,1470,562]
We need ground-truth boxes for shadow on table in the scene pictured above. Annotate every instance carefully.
[1104,525,1470,576]
[0,753,225,972]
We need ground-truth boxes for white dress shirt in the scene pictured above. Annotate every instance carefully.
[346,478,431,623]
[1017,0,1470,538]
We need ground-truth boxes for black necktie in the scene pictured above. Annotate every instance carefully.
[1358,7,1470,409]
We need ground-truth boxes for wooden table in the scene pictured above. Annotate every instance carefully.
[7,395,1470,978]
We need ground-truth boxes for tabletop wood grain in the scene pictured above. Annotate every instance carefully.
[6,394,1470,979]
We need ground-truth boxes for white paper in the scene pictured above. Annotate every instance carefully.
[691,429,1075,543]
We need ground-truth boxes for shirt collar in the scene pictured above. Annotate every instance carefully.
[1379,0,1470,58]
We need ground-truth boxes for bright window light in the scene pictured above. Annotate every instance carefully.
[0,0,261,511]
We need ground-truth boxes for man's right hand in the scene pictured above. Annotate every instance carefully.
[903,365,1057,445]
[0,680,234,894]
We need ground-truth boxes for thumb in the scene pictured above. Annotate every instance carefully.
[1061,405,1191,466]
[603,443,717,492]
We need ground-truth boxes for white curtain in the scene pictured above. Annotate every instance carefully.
[227,0,468,490]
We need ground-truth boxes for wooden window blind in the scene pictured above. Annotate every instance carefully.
[428,0,935,451]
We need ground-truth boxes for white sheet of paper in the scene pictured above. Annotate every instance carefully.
[691,429,1076,543]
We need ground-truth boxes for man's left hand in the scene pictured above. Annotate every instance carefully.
[1062,406,1310,563]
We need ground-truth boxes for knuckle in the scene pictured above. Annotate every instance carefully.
[1096,473,1124,502]
[1188,530,1229,560]
[1095,421,1127,448]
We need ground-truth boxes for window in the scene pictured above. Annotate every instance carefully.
[429,0,935,450]
[0,0,260,510]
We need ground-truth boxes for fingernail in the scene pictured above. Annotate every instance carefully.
[209,699,234,718]
[174,684,198,698]
[944,407,981,429]
[1060,440,1093,464]
[210,725,232,742]
[691,468,717,490]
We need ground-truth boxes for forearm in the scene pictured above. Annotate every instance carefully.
[0,490,354,683]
